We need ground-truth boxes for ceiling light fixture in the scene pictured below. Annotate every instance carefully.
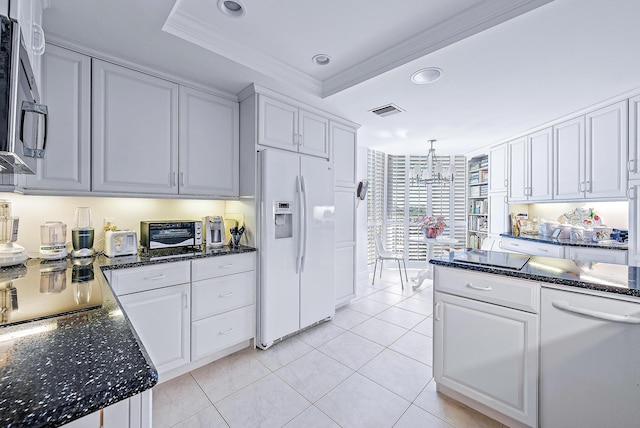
[218,0,246,18]
[410,140,456,185]
[411,67,443,84]
[312,54,331,66]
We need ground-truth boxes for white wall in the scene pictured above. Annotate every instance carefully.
[0,193,227,256]
[356,146,368,281]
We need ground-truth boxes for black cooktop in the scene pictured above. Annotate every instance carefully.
[0,258,102,327]
[452,250,530,270]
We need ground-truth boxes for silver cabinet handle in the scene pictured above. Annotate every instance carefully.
[586,181,592,193]
[511,242,520,246]
[466,282,492,291]
[144,274,166,280]
[180,172,184,186]
[552,301,640,324]
[629,159,637,173]
[183,292,188,310]
[171,172,176,186]
[434,302,442,321]
[219,291,234,297]
[580,182,585,192]
[628,187,636,200]
[219,328,234,335]
[504,178,508,188]
[299,133,303,146]
[538,248,549,253]
[219,263,235,269]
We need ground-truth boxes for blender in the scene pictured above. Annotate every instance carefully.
[0,200,28,267]
[39,221,68,260]
[71,207,95,258]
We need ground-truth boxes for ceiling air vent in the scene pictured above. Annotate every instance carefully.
[370,104,404,117]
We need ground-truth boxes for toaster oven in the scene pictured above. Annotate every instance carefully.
[140,221,202,250]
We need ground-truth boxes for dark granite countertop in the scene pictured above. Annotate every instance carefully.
[500,233,628,251]
[430,250,640,298]
[0,245,256,427]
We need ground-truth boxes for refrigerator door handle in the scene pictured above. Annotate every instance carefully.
[295,175,303,274]
[300,175,308,272]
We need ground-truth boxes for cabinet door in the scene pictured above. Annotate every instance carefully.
[298,109,329,158]
[541,288,640,428]
[553,117,585,200]
[92,59,178,194]
[334,244,355,306]
[26,45,91,191]
[586,100,628,199]
[332,122,357,187]
[179,87,239,196]
[488,143,507,192]
[565,246,627,265]
[257,95,297,151]
[488,192,508,237]
[507,137,528,201]
[628,180,640,264]
[629,95,640,181]
[334,188,356,245]
[118,284,190,374]
[62,397,130,428]
[528,127,553,201]
[434,291,538,427]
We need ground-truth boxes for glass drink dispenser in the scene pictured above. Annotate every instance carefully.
[274,201,293,239]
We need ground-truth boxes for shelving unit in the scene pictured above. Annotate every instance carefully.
[467,154,489,249]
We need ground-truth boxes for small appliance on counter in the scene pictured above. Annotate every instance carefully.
[204,216,225,248]
[39,221,67,260]
[0,200,28,267]
[104,230,138,257]
[71,207,95,258]
[139,220,202,251]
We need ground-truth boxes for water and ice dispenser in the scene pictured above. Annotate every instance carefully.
[274,201,293,239]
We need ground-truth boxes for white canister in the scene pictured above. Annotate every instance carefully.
[571,225,584,242]
[559,224,572,239]
[542,221,559,237]
[593,226,612,242]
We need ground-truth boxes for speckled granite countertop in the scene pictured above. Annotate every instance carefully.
[431,250,640,298]
[0,245,256,427]
[500,233,628,251]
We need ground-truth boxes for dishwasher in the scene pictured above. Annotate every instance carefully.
[540,287,640,427]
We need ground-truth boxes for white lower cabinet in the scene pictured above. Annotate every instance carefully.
[118,283,191,374]
[540,288,640,427]
[433,267,538,427]
[62,390,152,428]
[500,236,565,258]
[334,244,355,306]
[565,246,627,265]
[190,255,256,361]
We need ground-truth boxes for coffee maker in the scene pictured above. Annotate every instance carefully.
[71,207,95,258]
[204,216,225,247]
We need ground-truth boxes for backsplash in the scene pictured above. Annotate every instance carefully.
[522,201,628,230]
[0,193,227,256]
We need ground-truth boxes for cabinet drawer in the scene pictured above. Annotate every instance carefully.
[192,270,256,321]
[501,237,564,258]
[109,261,190,296]
[566,247,628,265]
[191,305,255,360]
[434,266,540,313]
[191,253,256,281]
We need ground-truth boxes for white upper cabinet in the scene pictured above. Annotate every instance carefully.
[92,59,179,194]
[179,87,239,197]
[488,143,507,193]
[299,110,329,158]
[528,128,553,201]
[629,95,640,181]
[553,116,585,200]
[586,101,628,199]
[10,0,45,88]
[26,45,91,191]
[554,101,628,200]
[508,128,552,202]
[331,121,357,187]
[258,95,329,159]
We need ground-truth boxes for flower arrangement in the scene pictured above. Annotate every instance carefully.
[414,215,447,238]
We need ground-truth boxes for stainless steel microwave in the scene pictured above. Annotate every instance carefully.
[140,221,203,250]
[0,14,47,174]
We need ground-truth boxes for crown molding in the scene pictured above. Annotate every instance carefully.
[321,0,554,97]
[163,9,323,96]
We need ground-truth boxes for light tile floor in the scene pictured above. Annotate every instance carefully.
[152,268,505,428]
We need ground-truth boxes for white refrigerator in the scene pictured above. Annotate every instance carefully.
[257,149,335,349]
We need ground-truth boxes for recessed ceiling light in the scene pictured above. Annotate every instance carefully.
[218,0,245,18]
[312,54,331,66]
[411,67,443,84]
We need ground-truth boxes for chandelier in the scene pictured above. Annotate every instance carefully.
[410,140,456,185]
